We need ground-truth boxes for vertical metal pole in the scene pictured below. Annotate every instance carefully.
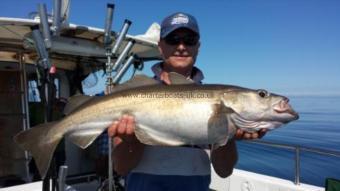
[38,4,52,49]
[47,69,57,191]
[42,75,51,191]
[58,166,68,191]
[32,6,54,189]
[103,5,115,190]
[52,0,62,36]
[294,147,300,185]
[18,52,31,182]
[31,26,55,191]
[108,136,113,191]
[104,3,115,95]
[106,54,113,94]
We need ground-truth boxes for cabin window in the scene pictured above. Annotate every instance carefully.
[28,78,60,102]
[28,80,40,102]
[82,70,105,95]
[55,78,60,98]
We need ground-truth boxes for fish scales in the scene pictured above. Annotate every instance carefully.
[14,74,298,178]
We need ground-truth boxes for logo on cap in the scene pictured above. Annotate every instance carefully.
[171,14,189,25]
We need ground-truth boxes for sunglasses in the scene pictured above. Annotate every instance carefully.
[164,34,199,46]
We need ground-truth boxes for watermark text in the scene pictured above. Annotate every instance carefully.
[123,92,213,99]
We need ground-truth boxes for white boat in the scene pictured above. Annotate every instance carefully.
[0,1,338,191]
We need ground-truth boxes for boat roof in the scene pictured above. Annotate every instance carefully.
[0,17,161,71]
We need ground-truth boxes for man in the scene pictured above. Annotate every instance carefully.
[108,12,266,191]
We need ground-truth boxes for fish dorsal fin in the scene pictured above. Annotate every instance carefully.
[63,94,93,115]
[64,75,157,114]
[111,74,159,93]
[125,74,159,86]
[168,72,195,85]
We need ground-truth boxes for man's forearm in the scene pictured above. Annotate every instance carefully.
[211,138,238,178]
[112,137,145,175]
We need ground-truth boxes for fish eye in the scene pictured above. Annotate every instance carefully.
[258,90,268,98]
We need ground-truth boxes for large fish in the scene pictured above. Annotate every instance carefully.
[14,73,298,178]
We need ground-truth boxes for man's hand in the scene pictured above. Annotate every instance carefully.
[108,115,145,175]
[234,129,267,140]
[108,115,139,145]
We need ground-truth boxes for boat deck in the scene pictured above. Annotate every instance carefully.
[0,168,325,191]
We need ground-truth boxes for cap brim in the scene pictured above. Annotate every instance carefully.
[161,25,199,38]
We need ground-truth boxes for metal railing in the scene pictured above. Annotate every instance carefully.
[245,139,340,185]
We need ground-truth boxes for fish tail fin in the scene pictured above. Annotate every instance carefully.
[14,122,60,179]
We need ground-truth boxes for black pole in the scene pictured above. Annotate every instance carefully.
[39,70,50,191]
[32,4,57,189]
[42,68,58,191]
[41,69,51,191]
[48,73,57,191]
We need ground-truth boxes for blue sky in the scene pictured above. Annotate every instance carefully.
[2,0,340,96]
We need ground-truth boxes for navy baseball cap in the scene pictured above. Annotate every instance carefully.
[160,12,200,39]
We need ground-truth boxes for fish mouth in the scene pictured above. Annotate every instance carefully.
[273,98,299,120]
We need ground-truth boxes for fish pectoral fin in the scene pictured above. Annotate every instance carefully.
[135,124,186,146]
[67,129,104,149]
[63,94,94,115]
[168,72,195,84]
[208,102,234,146]
[14,122,61,179]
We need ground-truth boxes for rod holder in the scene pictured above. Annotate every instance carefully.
[38,3,52,49]
[52,0,62,36]
[111,19,132,55]
[58,165,68,191]
[113,40,135,71]
[112,54,135,84]
[31,25,51,70]
[104,3,115,46]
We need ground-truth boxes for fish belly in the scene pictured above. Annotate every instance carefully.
[133,99,229,146]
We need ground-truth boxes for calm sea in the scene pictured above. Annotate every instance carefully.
[236,96,340,187]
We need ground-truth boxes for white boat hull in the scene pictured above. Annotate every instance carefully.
[210,168,324,191]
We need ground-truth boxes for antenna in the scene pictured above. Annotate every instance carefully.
[61,0,70,23]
